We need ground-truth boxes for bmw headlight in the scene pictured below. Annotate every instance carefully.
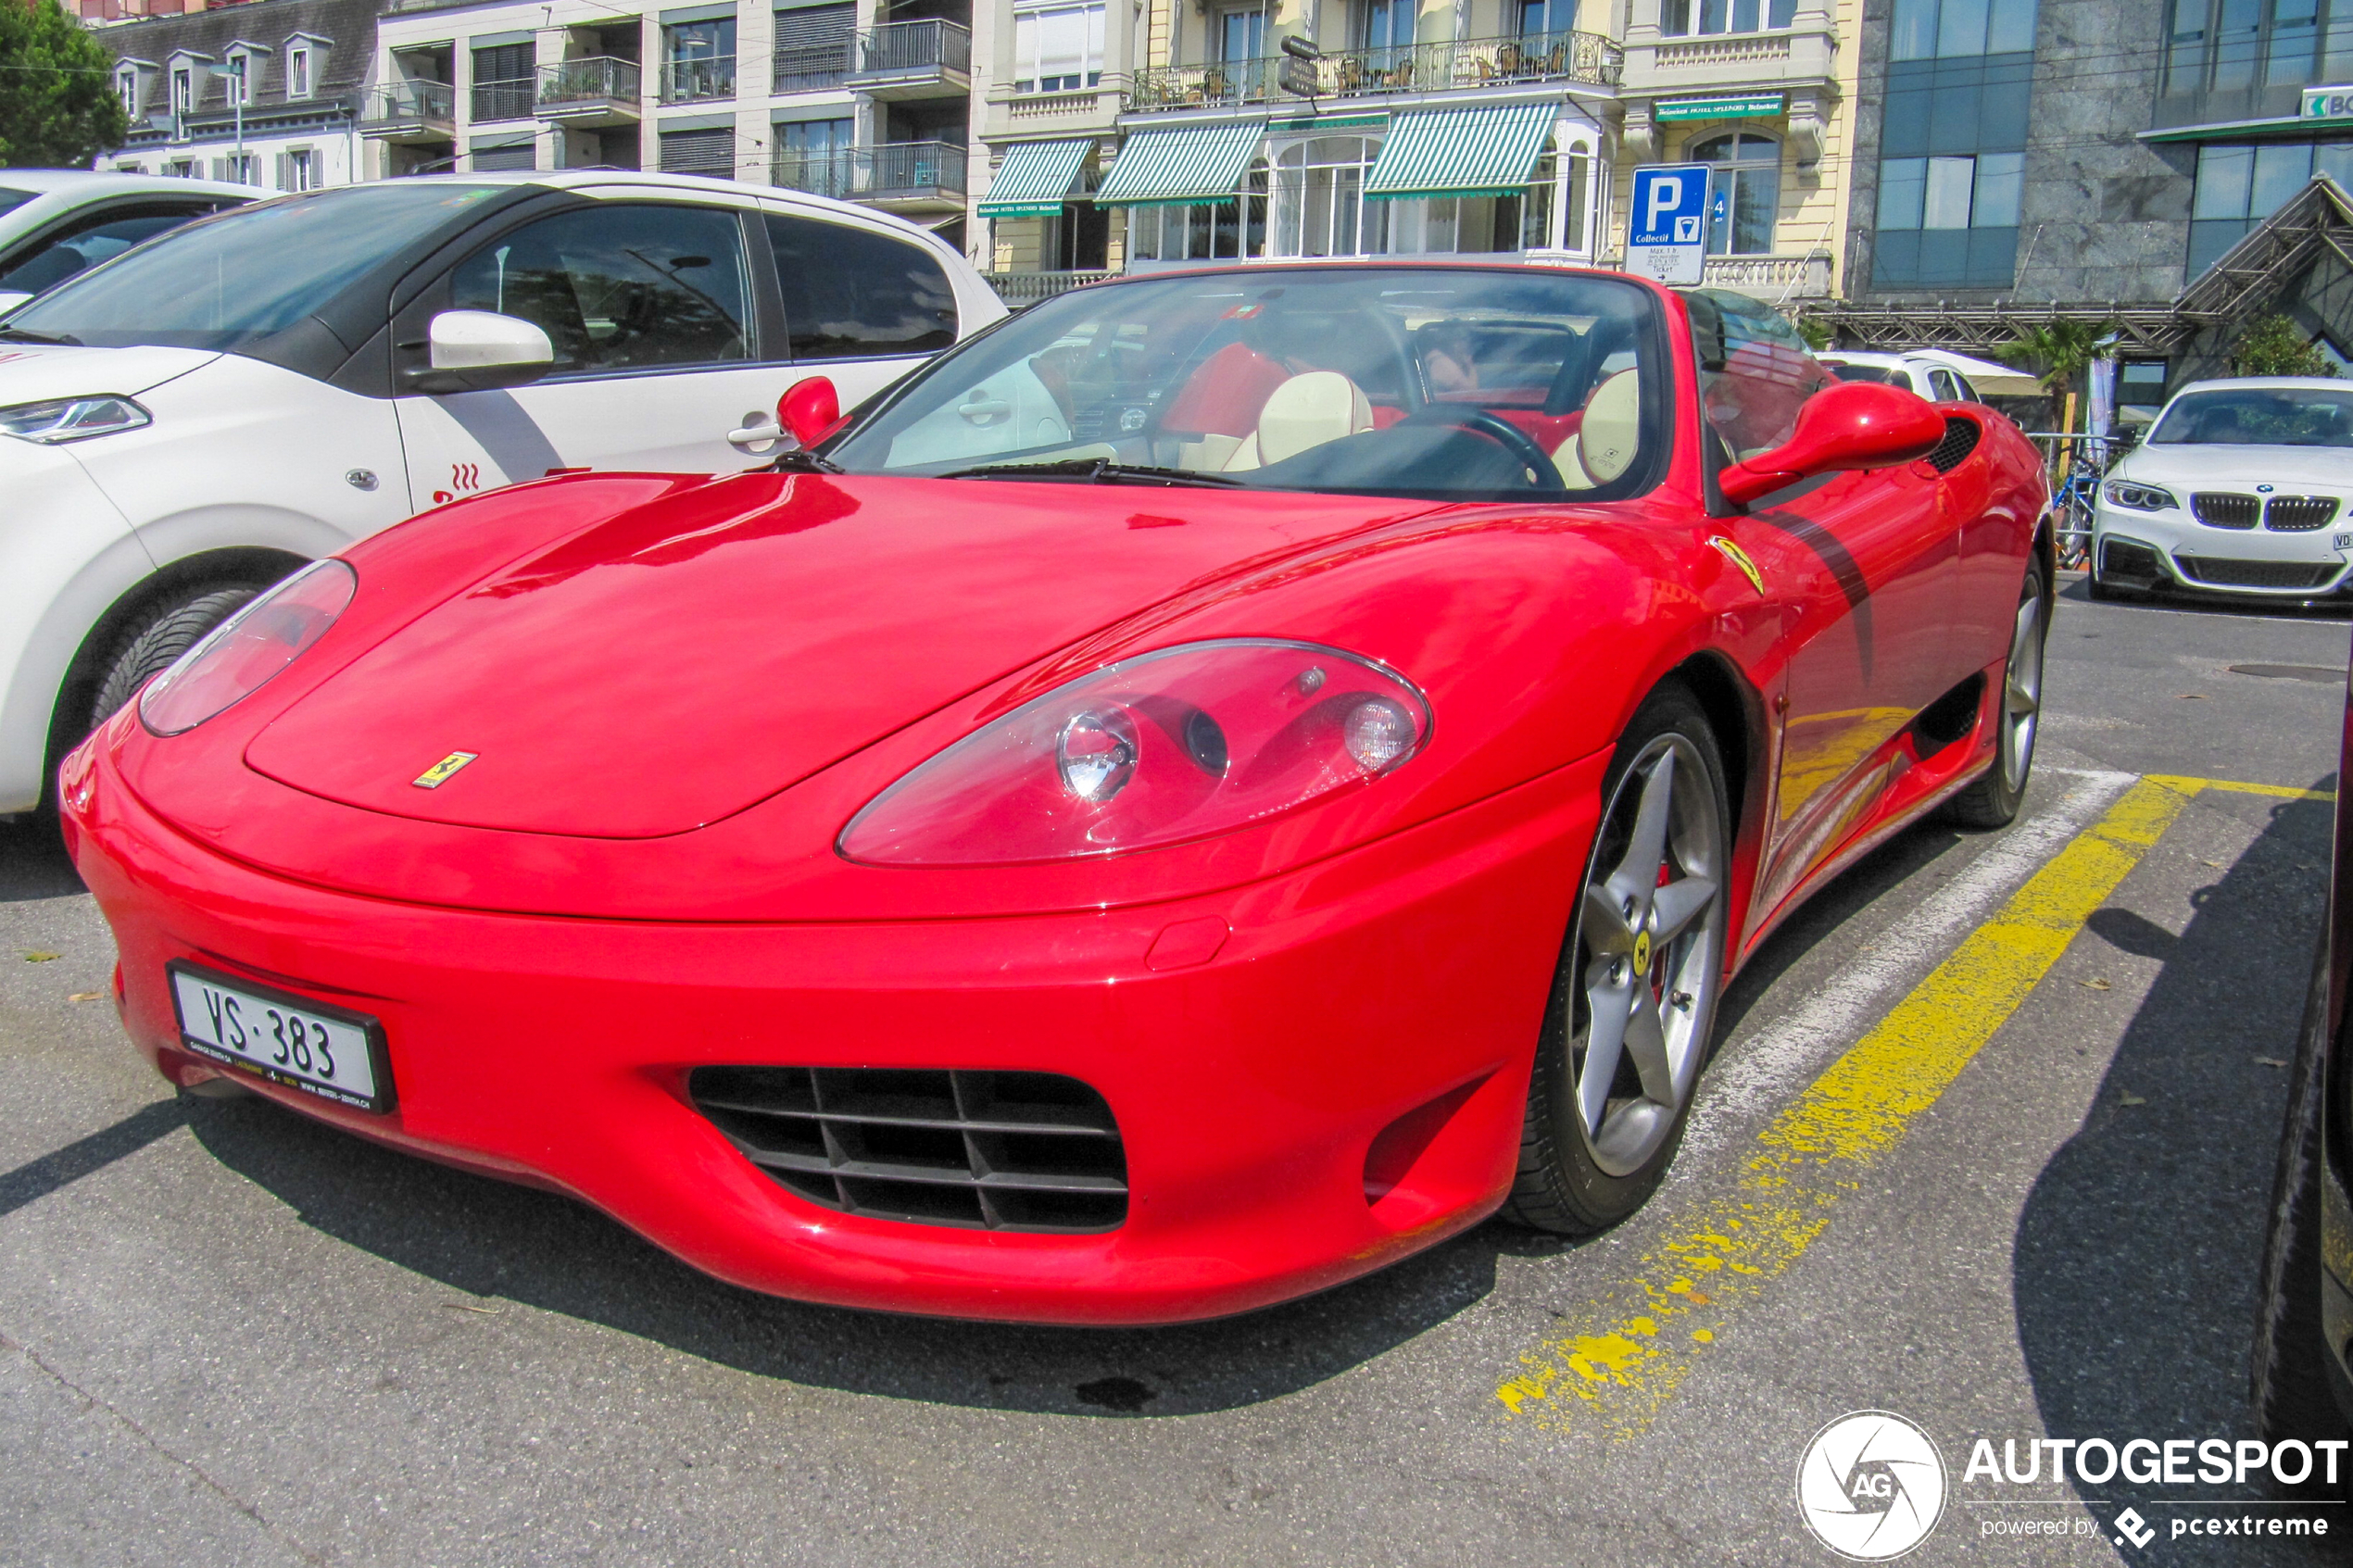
[2104,479,2177,513]
[0,395,150,444]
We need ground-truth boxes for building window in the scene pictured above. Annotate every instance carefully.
[1218,4,1268,61]
[1126,185,1268,264]
[1877,150,2023,230]
[218,152,259,184]
[472,42,537,120]
[1013,2,1104,92]
[1265,135,1567,258]
[289,46,311,98]
[1691,131,1780,255]
[226,53,257,106]
[285,147,316,190]
[2165,0,2353,95]
[2188,139,2353,274]
[658,125,735,179]
[1270,135,1374,256]
[774,4,855,90]
[2119,360,2170,422]
[1659,0,1797,37]
[662,18,738,102]
[1357,0,1411,52]
[1518,0,1575,37]
[117,69,140,117]
[1890,0,2038,61]
[774,117,854,197]
[170,69,194,114]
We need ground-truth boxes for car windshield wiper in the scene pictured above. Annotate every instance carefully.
[0,327,80,345]
[769,447,843,474]
[937,458,1243,488]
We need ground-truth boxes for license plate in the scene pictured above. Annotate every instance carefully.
[2335,532,2352,551]
[167,961,394,1113]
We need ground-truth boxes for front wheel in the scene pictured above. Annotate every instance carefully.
[1947,558,2047,830]
[1503,683,1732,1235]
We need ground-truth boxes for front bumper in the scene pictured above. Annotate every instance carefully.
[2094,499,2353,596]
[64,732,1598,1325]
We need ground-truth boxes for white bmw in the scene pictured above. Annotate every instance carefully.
[2092,376,2353,601]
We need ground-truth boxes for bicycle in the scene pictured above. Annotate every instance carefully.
[2051,452,2100,570]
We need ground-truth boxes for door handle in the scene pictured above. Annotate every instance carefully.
[727,413,781,453]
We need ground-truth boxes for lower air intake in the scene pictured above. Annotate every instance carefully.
[688,1066,1127,1233]
[2172,556,2340,590]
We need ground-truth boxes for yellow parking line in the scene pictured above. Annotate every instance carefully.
[1494,771,2304,1435]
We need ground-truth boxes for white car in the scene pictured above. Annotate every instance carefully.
[2091,377,2353,601]
[1816,350,1985,403]
[0,170,1005,818]
[0,169,264,313]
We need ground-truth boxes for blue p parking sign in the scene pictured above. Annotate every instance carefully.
[1627,165,1710,286]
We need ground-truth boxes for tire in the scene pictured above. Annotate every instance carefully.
[1946,557,2047,830]
[1503,683,1733,1235]
[2252,931,2353,1487]
[86,583,259,732]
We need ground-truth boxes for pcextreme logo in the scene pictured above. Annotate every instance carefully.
[1796,1411,1949,1561]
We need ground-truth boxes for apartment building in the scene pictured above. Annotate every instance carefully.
[90,0,380,190]
[366,0,979,249]
[973,0,1862,302]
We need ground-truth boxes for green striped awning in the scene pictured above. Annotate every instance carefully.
[976,139,1091,219]
[1095,121,1267,207]
[1363,103,1559,200]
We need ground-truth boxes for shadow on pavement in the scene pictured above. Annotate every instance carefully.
[2056,572,2353,620]
[0,814,83,902]
[169,792,1984,1420]
[2013,784,2344,1549]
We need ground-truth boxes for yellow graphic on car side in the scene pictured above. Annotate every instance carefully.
[412,751,480,789]
[1709,535,1766,596]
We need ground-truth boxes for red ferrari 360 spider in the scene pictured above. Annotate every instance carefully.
[61,265,2049,1325]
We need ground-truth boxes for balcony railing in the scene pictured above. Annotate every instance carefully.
[1128,30,1621,111]
[772,139,968,203]
[471,75,536,122]
[852,19,972,79]
[661,55,737,103]
[1700,253,1831,299]
[774,39,852,91]
[985,270,1116,307]
[538,56,641,116]
[359,78,454,134]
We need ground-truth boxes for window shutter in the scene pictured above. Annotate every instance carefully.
[659,126,734,178]
[275,153,291,190]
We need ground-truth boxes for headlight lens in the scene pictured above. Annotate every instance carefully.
[138,559,357,736]
[2104,480,2177,512]
[839,638,1431,866]
[0,395,150,444]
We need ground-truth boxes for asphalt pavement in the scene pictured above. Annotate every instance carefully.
[2,573,2348,1567]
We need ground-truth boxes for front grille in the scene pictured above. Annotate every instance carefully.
[2172,556,2341,589]
[2192,492,2261,528]
[1922,416,1981,473]
[2265,495,2341,531]
[688,1066,1126,1232]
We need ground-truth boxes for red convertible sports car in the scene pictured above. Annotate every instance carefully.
[61,265,2050,1325]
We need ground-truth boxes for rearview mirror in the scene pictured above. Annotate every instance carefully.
[410,309,555,395]
[1718,382,1946,506]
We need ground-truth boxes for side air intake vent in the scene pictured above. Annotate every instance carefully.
[1923,417,1981,473]
[688,1066,1127,1233]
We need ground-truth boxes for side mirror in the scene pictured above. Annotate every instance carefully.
[779,375,842,448]
[1718,382,1946,506]
[409,309,554,395]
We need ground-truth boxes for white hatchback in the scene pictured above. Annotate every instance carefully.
[0,171,1005,817]
[0,169,266,313]
[2091,377,2353,601]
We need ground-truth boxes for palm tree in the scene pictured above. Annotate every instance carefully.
[1996,318,2114,433]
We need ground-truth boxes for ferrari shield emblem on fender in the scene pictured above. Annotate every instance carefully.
[1709,535,1767,596]
[412,751,480,789]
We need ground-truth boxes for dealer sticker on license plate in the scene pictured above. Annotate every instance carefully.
[167,961,394,1113]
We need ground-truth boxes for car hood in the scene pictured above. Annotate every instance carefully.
[2115,443,2353,491]
[0,342,220,401]
[244,471,1448,839]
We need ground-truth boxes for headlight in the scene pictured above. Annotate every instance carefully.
[138,559,357,736]
[2104,480,2177,512]
[838,639,1431,866]
[0,395,150,444]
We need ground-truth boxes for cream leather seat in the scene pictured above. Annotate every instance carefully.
[1222,371,1376,472]
[1554,368,1641,489]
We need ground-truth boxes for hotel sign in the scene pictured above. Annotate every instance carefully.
[1655,94,1786,122]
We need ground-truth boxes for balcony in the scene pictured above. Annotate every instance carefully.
[1127,31,1620,113]
[774,38,852,93]
[661,55,736,104]
[359,79,454,142]
[847,19,971,101]
[772,139,968,212]
[538,56,641,125]
[472,76,536,122]
[1699,252,1831,300]
[985,269,1116,307]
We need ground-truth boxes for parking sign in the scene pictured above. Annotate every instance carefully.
[1627,165,1710,286]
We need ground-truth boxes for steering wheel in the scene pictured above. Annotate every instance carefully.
[1400,407,1567,493]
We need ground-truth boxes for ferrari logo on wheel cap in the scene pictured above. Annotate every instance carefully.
[412,751,480,789]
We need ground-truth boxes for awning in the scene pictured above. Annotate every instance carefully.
[976,139,1090,219]
[1364,102,1558,201]
[1095,121,1266,207]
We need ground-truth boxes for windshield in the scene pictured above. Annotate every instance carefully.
[2148,386,2353,447]
[824,267,1665,500]
[6,182,501,350]
[0,188,36,220]
[1826,361,1897,385]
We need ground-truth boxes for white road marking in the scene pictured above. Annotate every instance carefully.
[1676,765,2139,1163]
